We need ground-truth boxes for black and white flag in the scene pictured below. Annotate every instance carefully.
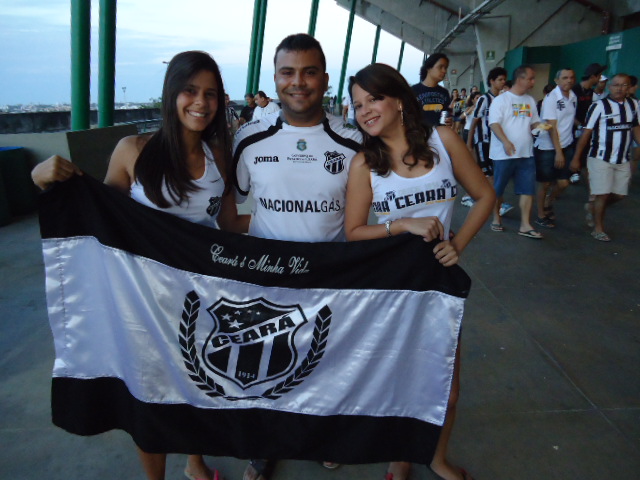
[39,175,471,465]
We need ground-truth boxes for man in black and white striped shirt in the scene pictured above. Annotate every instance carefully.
[571,73,640,241]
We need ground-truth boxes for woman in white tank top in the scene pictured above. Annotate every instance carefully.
[33,51,248,480]
[345,64,495,480]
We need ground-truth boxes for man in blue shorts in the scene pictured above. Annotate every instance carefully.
[534,68,577,228]
[488,65,546,238]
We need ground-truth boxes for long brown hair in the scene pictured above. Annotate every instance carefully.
[134,51,233,208]
[348,63,438,176]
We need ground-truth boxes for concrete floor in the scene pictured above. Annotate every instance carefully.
[1,174,639,480]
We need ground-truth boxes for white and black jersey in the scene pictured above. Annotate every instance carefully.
[585,96,639,164]
[234,112,362,242]
[472,92,495,145]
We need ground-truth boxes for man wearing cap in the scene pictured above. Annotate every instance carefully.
[570,63,606,183]
[592,75,609,102]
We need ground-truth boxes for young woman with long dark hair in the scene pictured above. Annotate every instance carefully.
[345,63,494,480]
[33,50,248,480]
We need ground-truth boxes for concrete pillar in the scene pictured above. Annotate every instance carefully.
[246,0,262,95]
[308,0,320,37]
[98,0,117,128]
[252,0,269,94]
[337,0,356,106]
[397,41,405,71]
[71,0,91,131]
[371,25,381,64]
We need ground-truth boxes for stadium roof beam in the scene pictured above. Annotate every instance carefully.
[335,0,454,52]
[432,0,507,53]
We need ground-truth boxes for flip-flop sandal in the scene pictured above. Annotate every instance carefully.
[184,468,220,480]
[518,229,543,239]
[490,223,504,232]
[243,460,274,480]
[591,231,611,242]
[428,466,475,480]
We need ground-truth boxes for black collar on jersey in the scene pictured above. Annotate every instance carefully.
[278,110,326,126]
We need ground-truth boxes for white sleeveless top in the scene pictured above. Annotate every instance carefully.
[370,129,458,237]
[130,142,225,227]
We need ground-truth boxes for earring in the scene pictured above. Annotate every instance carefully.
[400,108,405,126]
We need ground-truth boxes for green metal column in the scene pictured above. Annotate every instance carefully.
[98,0,117,128]
[308,0,320,36]
[252,0,268,94]
[337,0,356,106]
[371,25,381,64]
[71,0,91,131]
[246,0,262,95]
[397,41,405,71]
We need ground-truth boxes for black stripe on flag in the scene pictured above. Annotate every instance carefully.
[39,175,470,296]
[52,377,441,464]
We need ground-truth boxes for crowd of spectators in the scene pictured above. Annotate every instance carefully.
[410,56,639,242]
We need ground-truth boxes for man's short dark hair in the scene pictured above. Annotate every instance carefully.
[245,93,254,99]
[487,67,507,86]
[274,33,326,71]
[419,53,449,82]
[256,90,267,99]
[513,64,534,81]
[630,75,638,87]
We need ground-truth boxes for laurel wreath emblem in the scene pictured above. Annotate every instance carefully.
[179,291,226,398]
[179,291,331,400]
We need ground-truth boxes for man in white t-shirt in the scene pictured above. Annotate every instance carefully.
[342,96,356,126]
[234,32,361,480]
[533,68,577,228]
[252,90,281,120]
[488,64,545,238]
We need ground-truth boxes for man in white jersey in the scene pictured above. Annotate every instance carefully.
[571,73,640,241]
[234,33,361,479]
[533,68,577,228]
[488,65,546,238]
[234,34,361,243]
[465,67,513,214]
[252,90,281,120]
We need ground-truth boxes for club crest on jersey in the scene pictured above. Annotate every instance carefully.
[207,196,222,216]
[324,151,346,174]
[179,291,332,400]
[297,139,307,151]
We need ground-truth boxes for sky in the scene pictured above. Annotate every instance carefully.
[0,0,426,106]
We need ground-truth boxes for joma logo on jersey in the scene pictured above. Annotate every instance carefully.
[324,151,346,174]
[254,156,279,165]
[203,298,307,389]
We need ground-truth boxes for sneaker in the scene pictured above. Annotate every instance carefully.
[460,195,474,207]
[535,216,555,228]
[499,203,514,216]
[570,173,580,184]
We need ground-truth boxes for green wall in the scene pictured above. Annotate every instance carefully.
[506,26,640,84]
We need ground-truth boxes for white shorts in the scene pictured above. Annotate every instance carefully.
[587,157,631,196]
